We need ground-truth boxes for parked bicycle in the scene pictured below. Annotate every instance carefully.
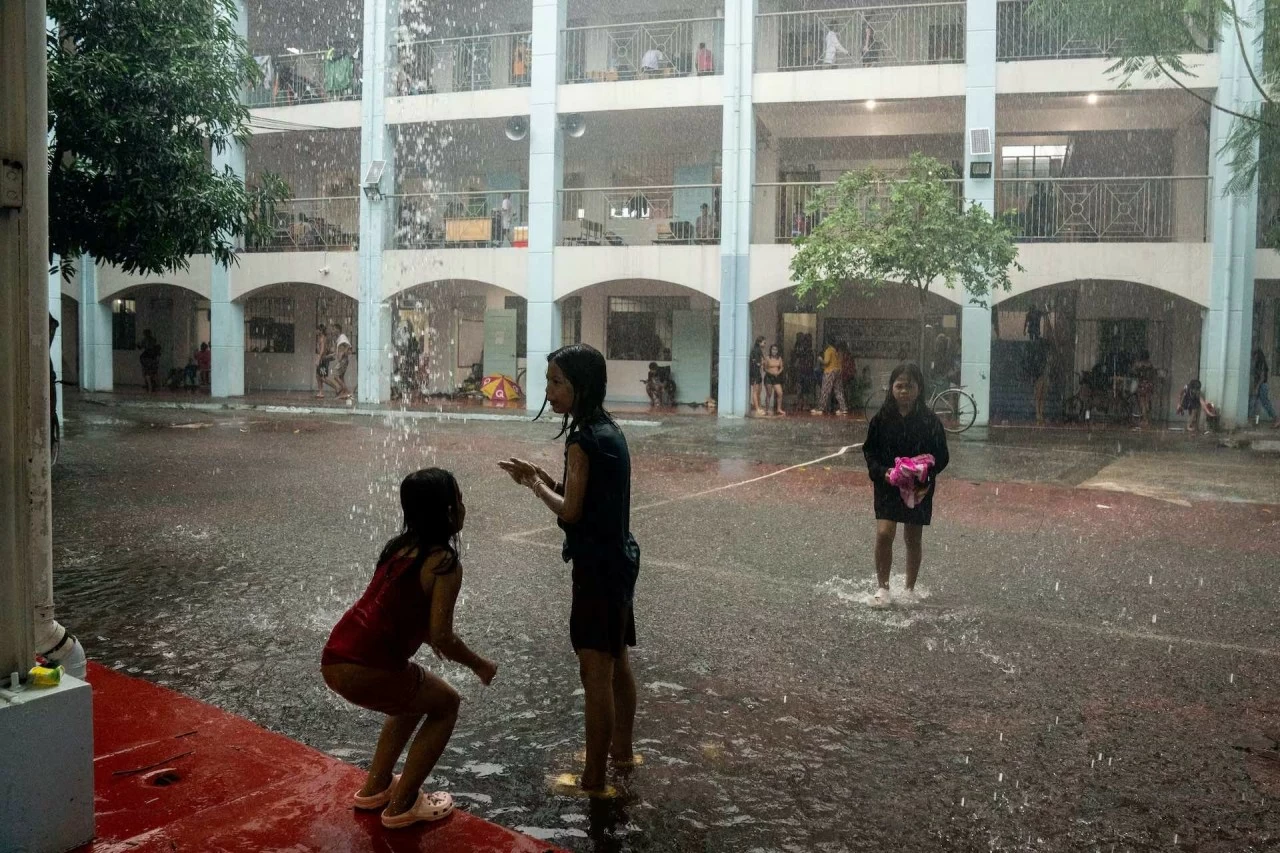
[861,375,978,434]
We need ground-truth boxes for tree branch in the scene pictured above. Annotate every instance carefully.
[1229,0,1274,105]
[1154,56,1274,125]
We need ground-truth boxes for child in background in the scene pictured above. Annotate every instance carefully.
[1178,378,1209,434]
[321,468,497,829]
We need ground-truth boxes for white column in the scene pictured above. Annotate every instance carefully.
[357,0,395,405]
[961,0,996,427]
[525,0,566,411]
[211,0,247,397]
[717,0,755,417]
[78,258,112,391]
[1203,0,1264,427]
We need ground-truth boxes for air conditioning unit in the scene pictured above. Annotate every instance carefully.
[969,127,993,157]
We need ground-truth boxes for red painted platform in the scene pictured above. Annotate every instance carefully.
[76,662,562,853]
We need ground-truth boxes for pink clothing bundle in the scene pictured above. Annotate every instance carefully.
[887,454,936,508]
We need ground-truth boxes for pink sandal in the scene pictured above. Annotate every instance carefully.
[381,791,455,828]
[352,774,400,810]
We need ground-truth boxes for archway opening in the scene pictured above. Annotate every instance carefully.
[751,282,963,417]
[101,283,211,390]
[236,282,358,393]
[990,280,1203,426]
[390,279,525,403]
[562,279,719,410]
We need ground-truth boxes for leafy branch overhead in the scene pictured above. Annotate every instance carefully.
[1030,0,1280,243]
[789,154,1022,366]
[47,0,290,277]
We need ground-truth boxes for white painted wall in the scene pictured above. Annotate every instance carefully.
[753,65,966,104]
[995,54,1219,95]
[247,101,362,134]
[558,75,722,113]
[387,88,533,123]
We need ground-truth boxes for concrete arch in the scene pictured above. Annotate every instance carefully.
[233,279,356,304]
[231,252,359,302]
[747,244,968,306]
[96,257,212,302]
[555,246,720,301]
[1000,243,1211,308]
[383,248,528,302]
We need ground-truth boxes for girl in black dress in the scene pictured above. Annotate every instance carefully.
[862,362,949,607]
[500,344,639,797]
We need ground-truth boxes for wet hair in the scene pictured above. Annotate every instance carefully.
[536,343,612,438]
[200,343,208,351]
[754,336,766,347]
[879,362,929,420]
[378,467,461,575]
[769,344,780,357]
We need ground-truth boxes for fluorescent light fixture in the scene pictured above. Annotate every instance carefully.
[1087,93,1099,105]
[865,99,877,111]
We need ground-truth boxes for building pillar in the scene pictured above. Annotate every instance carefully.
[78,259,112,392]
[960,0,996,427]
[525,0,566,411]
[357,0,395,405]
[1203,0,1264,427]
[210,0,247,398]
[717,0,755,418]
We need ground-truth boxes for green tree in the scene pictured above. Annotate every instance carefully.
[790,154,1022,372]
[47,0,288,277]
[1030,0,1280,243]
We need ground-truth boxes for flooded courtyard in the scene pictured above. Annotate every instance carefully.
[50,401,1280,851]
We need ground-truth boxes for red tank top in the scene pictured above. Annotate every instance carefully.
[321,548,446,671]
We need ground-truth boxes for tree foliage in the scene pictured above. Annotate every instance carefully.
[47,0,288,276]
[1030,0,1280,243]
[790,154,1022,368]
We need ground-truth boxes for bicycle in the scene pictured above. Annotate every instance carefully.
[1063,373,1137,426]
[860,376,978,434]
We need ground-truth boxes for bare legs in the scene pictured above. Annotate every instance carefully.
[577,648,636,791]
[875,520,923,591]
[382,671,461,816]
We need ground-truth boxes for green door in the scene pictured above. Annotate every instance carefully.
[483,309,518,380]
[671,310,713,405]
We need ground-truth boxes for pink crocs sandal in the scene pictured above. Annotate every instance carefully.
[381,791,455,829]
[352,774,400,811]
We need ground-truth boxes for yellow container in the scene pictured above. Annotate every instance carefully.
[28,665,62,688]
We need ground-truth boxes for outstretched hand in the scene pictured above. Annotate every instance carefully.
[498,458,539,488]
[473,658,498,686]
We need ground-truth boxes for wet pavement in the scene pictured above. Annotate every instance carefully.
[52,396,1280,852]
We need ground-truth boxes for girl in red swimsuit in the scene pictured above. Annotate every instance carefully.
[321,468,497,829]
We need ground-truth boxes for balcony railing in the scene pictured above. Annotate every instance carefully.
[996,177,1210,242]
[389,32,532,96]
[756,2,965,72]
[391,191,529,248]
[558,186,720,246]
[246,50,363,107]
[562,18,724,83]
[753,180,964,243]
[246,198,360,251]
[996,0,1212,61]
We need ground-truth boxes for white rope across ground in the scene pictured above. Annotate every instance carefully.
[503,443,863,542]
[631,443,864,512]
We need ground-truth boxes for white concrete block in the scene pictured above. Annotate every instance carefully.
[0,675,94,853]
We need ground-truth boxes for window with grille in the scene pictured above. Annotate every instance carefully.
[607,296,689,361]
[111,298,137,350]
[245,296,296,353]
[561,296,582,345]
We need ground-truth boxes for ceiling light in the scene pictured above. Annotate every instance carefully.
[865,99,877,111]
[1087,93,1099,105]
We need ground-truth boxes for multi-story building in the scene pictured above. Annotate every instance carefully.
[56,0,1274,426]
